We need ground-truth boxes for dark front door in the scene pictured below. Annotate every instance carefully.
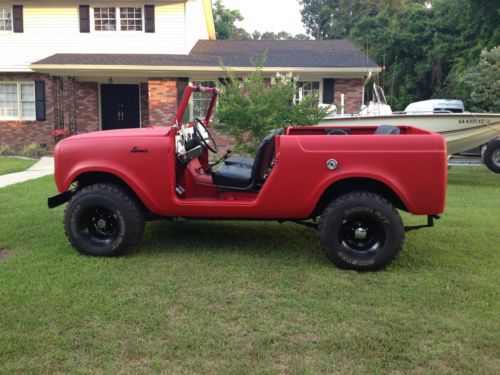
[101,84,140,130]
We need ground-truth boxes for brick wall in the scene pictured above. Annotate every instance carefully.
[0,74,366,152]
[140,82,149,127]
[75,82,99,133]
[0,73,54,150]
[147,78,178,127]
[0,73,100,150]
[334,78,364,114]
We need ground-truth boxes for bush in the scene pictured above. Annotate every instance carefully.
[0,144,13,156]
[461,47,500,112]
[22,143,45,158]
[215,62,330,155]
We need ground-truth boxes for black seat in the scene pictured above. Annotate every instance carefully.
[224,155,254,168]
[375,124,400,135]
[212,130,280,190]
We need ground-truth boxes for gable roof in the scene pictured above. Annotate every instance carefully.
[189,40,379,68]
[30,40,380,75]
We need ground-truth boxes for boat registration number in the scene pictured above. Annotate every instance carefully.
[458,119,491,125]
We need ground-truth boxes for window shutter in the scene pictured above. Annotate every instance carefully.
[35,81,46,121]
[79,5,90,33]
[177,77,189,106]
[145,5,155,33]
[322,78,335,104]
[13,5,23,33]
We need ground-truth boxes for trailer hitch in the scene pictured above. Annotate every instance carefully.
[404,215,440,232]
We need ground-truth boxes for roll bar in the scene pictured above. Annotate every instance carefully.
[174,85,220,127]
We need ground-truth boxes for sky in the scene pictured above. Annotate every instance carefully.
[219,0,307,36]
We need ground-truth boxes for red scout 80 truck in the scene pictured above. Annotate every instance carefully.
[48,86,447,271]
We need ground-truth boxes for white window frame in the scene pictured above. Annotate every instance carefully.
[294,80,322,105]
[0,82,36,121]
[92,6,144,32]
[0,5,12,32]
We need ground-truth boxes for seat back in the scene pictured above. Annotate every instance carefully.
[375,124,400,135]
[251,130,280,184]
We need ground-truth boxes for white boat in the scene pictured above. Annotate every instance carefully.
[319,85,500,155]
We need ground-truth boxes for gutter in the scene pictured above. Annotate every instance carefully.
[29,64,382,75]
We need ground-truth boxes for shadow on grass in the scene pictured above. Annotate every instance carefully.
[133,219,328,265]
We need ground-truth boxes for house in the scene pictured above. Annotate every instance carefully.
[0,0,381,149]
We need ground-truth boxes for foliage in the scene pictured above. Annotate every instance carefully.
[0,143,12,156]
[22,143,45,158]
[299,0,425,40]
[349,4,436,109]
[212,0,246,40]
[215,64,329,155]
[0,168,499,372]
[300,0,500,111]
[461,47,500,112]
[212,0,309,41]
[226,29,311,41]
[251,30,310,40]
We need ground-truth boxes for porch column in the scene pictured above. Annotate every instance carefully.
[147,78,178,127]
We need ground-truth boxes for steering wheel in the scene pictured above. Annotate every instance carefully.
[193,117,218,153]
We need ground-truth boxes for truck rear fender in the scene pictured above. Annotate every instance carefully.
[311,176,410,218]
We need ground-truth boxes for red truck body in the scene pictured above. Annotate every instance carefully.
[49,86,447,271]
[54,124,447,218]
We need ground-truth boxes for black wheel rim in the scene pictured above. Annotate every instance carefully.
[78,206,119,247]
[338,213,385,258]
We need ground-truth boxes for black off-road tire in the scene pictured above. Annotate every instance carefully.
[64,183,145,256]
[483,139,500,174]
[319,191,405,271]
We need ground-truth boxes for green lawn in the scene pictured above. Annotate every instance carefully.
[0,156,37,176]
[0,167,498,373]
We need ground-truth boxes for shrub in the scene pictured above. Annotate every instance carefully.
[22,143,45,158]
[215,61,330,155]
[0,144,13,156]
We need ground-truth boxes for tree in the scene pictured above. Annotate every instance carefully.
[299,0,420,40]
[299,0,336,39]
[232,27,252,40]
[461,47,500,112]
[212,0,244,39]
[250,30,311,40]
[215,62,329,154]
[302,0,500,109]
[212,1,307,41]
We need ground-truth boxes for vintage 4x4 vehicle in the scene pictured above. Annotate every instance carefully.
[48,86,448,271]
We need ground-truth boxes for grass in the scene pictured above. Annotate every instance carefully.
[0,166,499,373]
[0,156,37,176]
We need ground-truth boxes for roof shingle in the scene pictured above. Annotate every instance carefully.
[32,40,379,69]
